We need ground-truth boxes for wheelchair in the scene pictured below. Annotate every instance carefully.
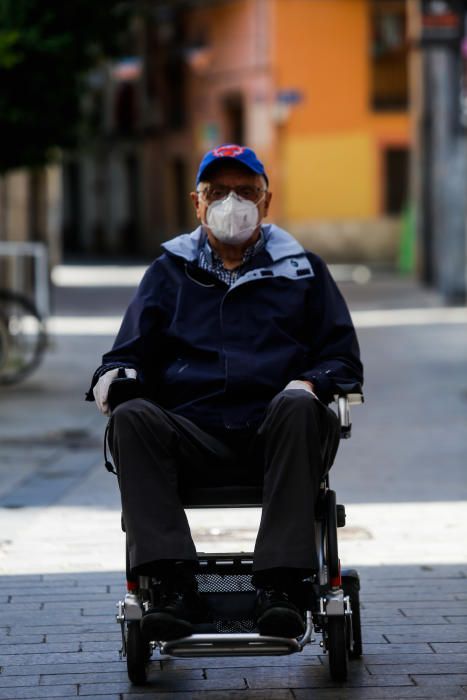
[109,379,364,686]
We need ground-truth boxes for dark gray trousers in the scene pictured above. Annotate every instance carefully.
[109,390,340,575]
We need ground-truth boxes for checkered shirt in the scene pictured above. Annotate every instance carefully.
[198,231,265,286]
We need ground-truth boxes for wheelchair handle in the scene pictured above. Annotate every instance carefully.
[333,388,364,439]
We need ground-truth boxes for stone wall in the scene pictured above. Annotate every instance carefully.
[288,217,401,264]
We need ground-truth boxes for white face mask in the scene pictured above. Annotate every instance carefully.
[205,192,263,245]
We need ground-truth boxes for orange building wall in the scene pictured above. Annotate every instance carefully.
[272,0,410,222]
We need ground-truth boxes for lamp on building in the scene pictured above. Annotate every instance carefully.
[112,57,142,82]
[184,41,212,76]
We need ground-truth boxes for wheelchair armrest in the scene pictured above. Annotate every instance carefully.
[333,384,364,439]
[333,381,363,398]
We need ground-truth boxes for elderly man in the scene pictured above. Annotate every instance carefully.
[87,144,363,642]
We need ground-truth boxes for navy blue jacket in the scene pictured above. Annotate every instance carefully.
[87,225,363,432]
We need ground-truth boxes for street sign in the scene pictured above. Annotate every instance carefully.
[420,0,464,44]
[276,89,304,105]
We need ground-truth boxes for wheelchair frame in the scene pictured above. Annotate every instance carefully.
[114,387,364,685]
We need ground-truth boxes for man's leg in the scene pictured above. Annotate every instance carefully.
[109,397,236,574]
[252,389,340,636]
[109,398,241,641]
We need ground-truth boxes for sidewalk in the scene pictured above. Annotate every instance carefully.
[0,268,466,699]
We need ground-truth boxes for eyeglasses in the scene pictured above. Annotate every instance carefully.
[197,184,267,203]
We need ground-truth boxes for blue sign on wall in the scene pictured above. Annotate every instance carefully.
[276,89,304,105]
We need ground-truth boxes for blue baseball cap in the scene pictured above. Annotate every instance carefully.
[196,144,268,185]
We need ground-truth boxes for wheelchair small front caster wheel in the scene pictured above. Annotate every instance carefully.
[343,574,362,659]
[126,621,150,685]
[327,616,348,682]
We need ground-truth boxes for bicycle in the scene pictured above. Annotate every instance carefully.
[0,288,47,385]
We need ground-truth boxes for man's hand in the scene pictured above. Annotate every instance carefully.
[93,368,137,416]
[284,379,317,397]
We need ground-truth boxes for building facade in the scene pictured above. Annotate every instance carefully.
[62,0,410,262]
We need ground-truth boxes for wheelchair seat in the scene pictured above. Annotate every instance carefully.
[181,484,263,508]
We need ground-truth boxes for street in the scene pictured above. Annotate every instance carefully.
[0,265,466,699]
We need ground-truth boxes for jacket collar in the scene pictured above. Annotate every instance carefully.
[161,224,306,263]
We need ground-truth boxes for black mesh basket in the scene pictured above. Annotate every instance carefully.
[196,570,256,633]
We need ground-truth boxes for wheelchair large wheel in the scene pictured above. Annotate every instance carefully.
[325,489,340,581]
[327,616,348,682]
[126,622,150,685]
[343,574,362,659]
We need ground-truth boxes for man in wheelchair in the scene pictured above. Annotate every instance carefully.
[87,145,363,645]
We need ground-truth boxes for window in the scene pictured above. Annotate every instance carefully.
[115,83,138,134]
[223,93,245,145]
[383,146,409,214]
[370,0,408,111]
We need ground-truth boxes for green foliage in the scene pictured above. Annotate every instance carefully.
[0,0,132,172]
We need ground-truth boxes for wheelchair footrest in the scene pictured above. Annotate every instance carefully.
[159,632,302,657]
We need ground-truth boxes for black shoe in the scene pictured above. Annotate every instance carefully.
[254,587,305,638]
[141,588,209,642]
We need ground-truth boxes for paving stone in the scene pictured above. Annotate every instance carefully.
[76,697,120,700]
[0,612,88,626]
[362,653,467,665]
[0,677,40,688]
[0,686,77,698]
[381,580,467,590]
[0,579,68,589]
[9,587,109,597]
[346,630,386,643]
[422,642,467,655]
[0,603,42,611]
[41,602,115,612]
[10,593,111,603]
[1,662,126,676]
[384,627,467,643]
[293,687,467,699]
[349,643,433,654]
[79,614,117,623]
[411,674,467,686]
[39,670,131,685]
[204,661,329,683]
[362,615,448,625]
[43,633,120,643]
[0,642,79,655]
[363,602,467,613]
[42,574,121,584]
[77,604,117,614]
[367,663,467,675]
[80,640,127,652]
[362,591,461,602]
[243,668,415,689]
[0,636,45,644]
[11,624,117,636]
[79,677,245,694]
[121,692,294,700]
[359,568,467,581]
[0,651,118,666]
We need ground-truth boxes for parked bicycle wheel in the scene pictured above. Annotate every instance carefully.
[0,289,47,385]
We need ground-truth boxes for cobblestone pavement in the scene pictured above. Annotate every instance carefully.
[0,267,466,699]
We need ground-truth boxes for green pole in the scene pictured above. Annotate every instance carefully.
[398,202,415,274]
